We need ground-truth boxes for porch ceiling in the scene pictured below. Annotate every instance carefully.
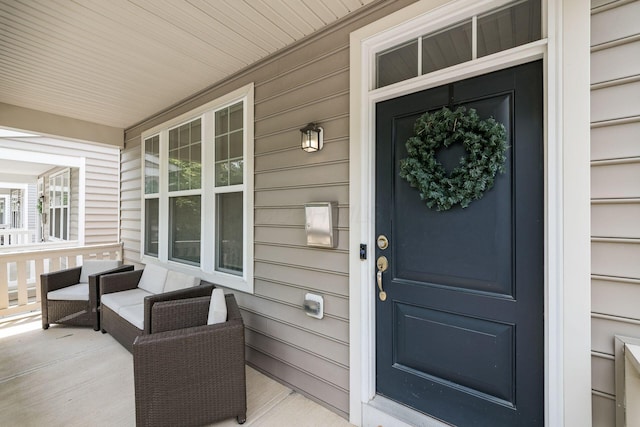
[0,0,377,130]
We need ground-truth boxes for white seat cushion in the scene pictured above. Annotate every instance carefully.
[137,264,168,295]
[101,288,152,313]
[79,260,121,283]
[207,289,227,325]
[163,270,200,293]
[118,303,144,330]
[48,283,89,301]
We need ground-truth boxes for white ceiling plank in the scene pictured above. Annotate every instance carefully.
[248,0,307,40]
[0,0,376,129]
[302,0,339,25]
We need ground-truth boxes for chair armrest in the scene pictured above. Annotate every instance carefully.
[100,269,143,296]
[88,264,135,305]
[40,266,82,294]
[143,283,215,334]
[133,320,245,379]
[151,296,210,333]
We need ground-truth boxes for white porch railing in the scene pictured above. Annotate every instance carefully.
[0,242,123,318]
[0,229,37,246]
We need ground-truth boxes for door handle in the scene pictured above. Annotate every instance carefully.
[377,256,388,301]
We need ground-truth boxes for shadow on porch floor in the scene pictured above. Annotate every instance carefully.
[0,312,352,427]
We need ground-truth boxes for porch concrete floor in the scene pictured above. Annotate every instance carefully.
[0,312,352,427]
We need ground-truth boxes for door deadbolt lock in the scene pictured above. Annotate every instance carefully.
[377,235,389,250]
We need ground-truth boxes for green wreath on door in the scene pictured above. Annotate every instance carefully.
[399,106,508,211]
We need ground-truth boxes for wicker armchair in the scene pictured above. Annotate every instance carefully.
[133,293,247,426]
[40,260,133,330]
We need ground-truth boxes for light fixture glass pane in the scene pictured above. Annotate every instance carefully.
[478,0,541,58]
[216,192,243,275]
[169,195,201,265]
[422,21,472,75]
[376,39,419,89]
[145,198,159,257]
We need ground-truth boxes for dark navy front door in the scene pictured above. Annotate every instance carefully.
[375,61,544,426]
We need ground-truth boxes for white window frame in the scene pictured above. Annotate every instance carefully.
[48,169,71,241]
[141,83,255,294]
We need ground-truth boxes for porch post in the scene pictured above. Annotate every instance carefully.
[550,0,592,425]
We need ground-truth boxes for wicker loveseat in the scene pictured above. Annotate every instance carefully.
[133,293,246,426]
[40,260,133,330]
[99,264,214,352]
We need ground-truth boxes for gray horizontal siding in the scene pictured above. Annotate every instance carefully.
[119,0,419,418]
[590,2,640,425]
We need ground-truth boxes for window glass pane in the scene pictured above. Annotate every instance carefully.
[62,172,69,207]
[376,39,418,88]
[179,124,190,147]
[145,135,160,194]
[215,162,229,187]
[55,176,61,206]
[169,128,178,151]
[145,198,159,257]
[215,109,229,134]
[54,208,61,238]
[229,130,243,159]
[229,103,243,131]
[191,142,202,189]
[422,21,472,75]
[229,160,243,185]
[168,119,202,191]
[216,135,229,161]
[216,192,243,275]
[478,0,541,58]
[215,102,244,187]
[169,195,201,265]
[62,208,68,240]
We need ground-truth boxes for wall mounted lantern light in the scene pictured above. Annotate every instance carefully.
[300,123,323,152]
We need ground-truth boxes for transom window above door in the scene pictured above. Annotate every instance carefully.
[376,0,541,88]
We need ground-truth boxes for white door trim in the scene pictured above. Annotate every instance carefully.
[348,1,591,426]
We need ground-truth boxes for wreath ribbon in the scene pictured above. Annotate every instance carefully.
[399,106,508,211]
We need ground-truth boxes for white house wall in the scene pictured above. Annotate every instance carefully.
[590,1,640,425]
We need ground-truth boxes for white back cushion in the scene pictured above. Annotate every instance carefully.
[207,289,227,325]
[137,264,168,294]
[164,270,200,293]
[79,260,121,283]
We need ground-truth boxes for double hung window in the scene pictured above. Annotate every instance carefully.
[49,169,70,240]
[142,84,254,292]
